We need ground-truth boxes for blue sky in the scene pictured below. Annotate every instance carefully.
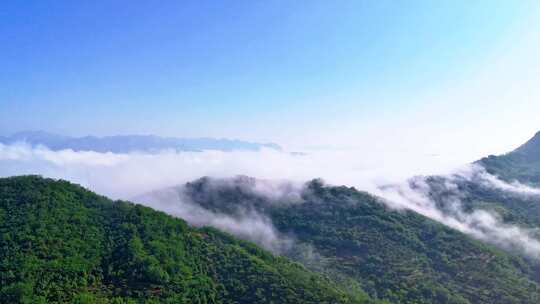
[1,1,540,157]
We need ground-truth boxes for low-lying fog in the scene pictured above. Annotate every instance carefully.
[2,142,540,259]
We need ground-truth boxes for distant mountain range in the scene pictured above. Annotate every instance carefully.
[0,131,281,153]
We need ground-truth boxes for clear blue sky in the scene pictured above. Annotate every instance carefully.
[1,1,540,155]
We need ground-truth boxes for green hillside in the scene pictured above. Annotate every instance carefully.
[0,175,377,304]
[479,131,540,186]
[182,177,540,304]
[421,174,540,230]
[469,131,540,229]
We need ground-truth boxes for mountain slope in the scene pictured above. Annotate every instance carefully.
[478,131,540,185]
[0,131,281,153]
[0,176,374,304]
[419,172,540,233]
[174,177,540,304]
[463,131,540,231]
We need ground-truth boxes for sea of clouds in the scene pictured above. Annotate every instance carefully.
[2,142,540,258]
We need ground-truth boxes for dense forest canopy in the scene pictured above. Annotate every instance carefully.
[178,176,540,304]
[0,176,377,304]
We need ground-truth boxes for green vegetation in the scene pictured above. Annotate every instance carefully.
[184,177,540,304]
[424,175,540,229]
[479,153,540,186]
[4,130,540,304]
[0,175,377,304]
[479,131,540,186]
[471,130,540,229]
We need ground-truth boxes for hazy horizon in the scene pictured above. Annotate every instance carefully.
[2,1,540,160]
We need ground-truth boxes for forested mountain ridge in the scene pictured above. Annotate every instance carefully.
[176,176,540,304]
[0,175,376,304]
[432,131,540,236]
[478,131,540,185]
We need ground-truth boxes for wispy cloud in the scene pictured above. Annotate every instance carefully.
[134,185,294,253]
[2,142,540,258]
[376,165,540,259]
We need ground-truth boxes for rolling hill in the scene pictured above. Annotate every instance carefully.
[151,176,540,304]
[0,175,375,304]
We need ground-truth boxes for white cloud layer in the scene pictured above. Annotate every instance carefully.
[0,142,463,199]
[2,143,540,258]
